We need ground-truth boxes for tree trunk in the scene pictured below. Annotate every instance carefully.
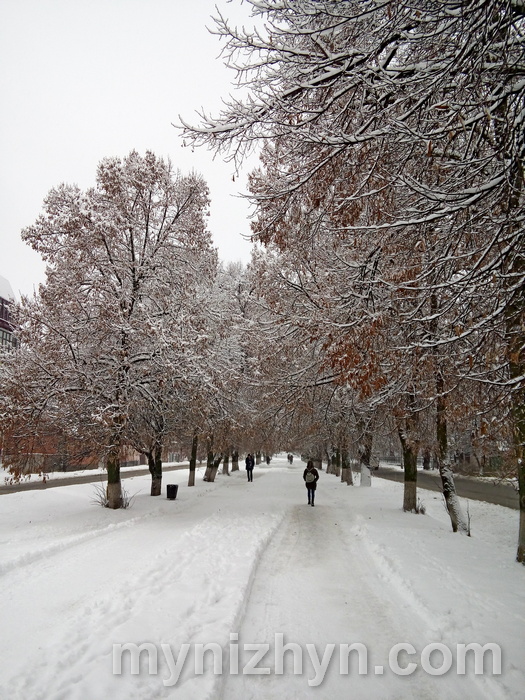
[255,451,261,465]
[148,443,162,496]
[341,446,354,485]
[359,428,373,487]
[222,450,230,476]
[507,272,525,562]
[325,448,332,474]
[203,435,214,481]
[188,431,198,487]
[398,428,418,512]
[517,438,525,563]
[106,442,122,509]
[207,454,223,483]
[436,387,469,534]
[422,447,431,471]
[334,448,341,478]
[231,450,239,472]
[431,292,469,533]
[147,450,154,475]
[398,393,420,512]
[495,62,524,563]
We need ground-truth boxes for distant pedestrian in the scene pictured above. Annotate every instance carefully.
[245,453,255,482]
[303,460,319,506]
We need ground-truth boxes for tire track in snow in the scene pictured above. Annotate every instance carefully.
[219,497,497,700]
[0,472,286,700]
[352,513,513,700]
[0,515,153,578]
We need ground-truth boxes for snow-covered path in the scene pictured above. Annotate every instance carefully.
[220,467,508,699]
[221,489,427,699]
[0,456,522,699]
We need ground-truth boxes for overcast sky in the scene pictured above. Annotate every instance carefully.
[0,0,259,298]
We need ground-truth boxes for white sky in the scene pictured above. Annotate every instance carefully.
[0,0,260,298]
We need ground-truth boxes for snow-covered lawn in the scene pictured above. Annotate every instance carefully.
[0,455,522,699]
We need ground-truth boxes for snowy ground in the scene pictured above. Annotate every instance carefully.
[0,455,522,699]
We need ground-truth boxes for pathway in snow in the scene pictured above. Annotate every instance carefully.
[0,457,519,699]
[220,466,500,700]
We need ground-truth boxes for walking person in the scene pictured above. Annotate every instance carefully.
[245,453,255,482]
[303,460,319,506]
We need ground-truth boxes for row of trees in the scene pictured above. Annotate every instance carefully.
[0,152,252,505]
[0,145,521,556]
[0,1,522,564]
[179,0,524,561]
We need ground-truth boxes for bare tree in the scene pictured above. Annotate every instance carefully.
[12,151,212,508]
[181,0,524,558]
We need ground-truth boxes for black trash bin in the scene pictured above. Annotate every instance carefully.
[167,484,178,500]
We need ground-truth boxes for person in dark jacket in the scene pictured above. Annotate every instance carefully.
[303,460,319,506]
[245,453,255,482]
